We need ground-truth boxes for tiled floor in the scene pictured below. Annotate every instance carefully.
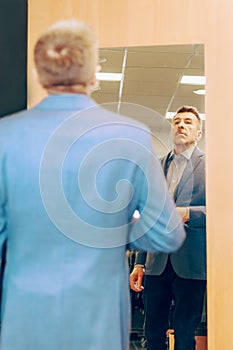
[130,331,146,350]
[130,308,145,350]
[130,339,145,350]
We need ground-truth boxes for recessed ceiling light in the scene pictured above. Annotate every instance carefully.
[96,72,122,81]
[193,89,206,95]
[180,75,206,85]
[165,112,176,119]
[165,112,206,120]
[99,57,107,63]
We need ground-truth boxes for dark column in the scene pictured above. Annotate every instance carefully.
[0,0,27,118]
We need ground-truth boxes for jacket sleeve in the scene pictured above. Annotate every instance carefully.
[188,206,206,228]
[128,135,186,253]
[134,251,147,266]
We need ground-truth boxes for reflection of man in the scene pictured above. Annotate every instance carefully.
[0,19,185,350]
[130,106,206,350]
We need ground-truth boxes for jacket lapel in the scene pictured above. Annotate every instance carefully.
[162,151,173,177]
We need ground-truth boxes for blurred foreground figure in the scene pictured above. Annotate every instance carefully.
[0,19,185,350]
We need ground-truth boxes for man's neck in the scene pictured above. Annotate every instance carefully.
[45,84,90,96]
[174,142,195,155]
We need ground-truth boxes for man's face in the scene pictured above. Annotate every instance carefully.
[171,112,202,149]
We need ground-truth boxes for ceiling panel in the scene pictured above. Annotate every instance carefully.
[122,80,177,96]
[92,43,205,130]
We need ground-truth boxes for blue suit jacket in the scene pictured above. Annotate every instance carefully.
[135,147,206,280]
[0,94,185,350]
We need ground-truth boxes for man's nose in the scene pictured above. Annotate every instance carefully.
[178,120,185,128]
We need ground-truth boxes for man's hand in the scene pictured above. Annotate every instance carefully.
[129,266,145,292]
[176,206,189,223]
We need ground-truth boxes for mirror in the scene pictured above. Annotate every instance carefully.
[92,44,205,156]
[92,44,207,348]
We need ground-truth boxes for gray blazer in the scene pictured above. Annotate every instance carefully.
[135,146,206,280]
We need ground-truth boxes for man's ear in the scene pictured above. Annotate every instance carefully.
[88,65,101,94]
[89,73,96,85]
[88,74,98,94]
[196,129,202,141]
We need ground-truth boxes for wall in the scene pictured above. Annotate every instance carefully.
[28,1,233,349]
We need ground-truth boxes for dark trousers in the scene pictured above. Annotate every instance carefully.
[143,259,206,350]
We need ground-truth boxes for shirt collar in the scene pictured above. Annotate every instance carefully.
[170,145,196,160]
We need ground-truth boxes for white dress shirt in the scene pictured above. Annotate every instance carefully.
[166,146,195,197]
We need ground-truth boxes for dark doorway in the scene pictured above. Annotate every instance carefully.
[0,0,27,118]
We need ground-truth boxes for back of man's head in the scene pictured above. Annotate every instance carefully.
[34,19,98,89]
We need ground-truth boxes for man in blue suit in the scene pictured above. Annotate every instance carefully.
[0,19,185,350]
[130,106,206,350]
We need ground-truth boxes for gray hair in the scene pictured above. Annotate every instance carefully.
[34,19,98,88]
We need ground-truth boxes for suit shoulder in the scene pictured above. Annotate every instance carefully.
[196,147,205,157]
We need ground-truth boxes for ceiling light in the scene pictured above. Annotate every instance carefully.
[193,89,206,95]
[180,75,206,85]
[99,57,107,63]
[96,72,122,81]
[165,112,206,120]
[165,112,176,119]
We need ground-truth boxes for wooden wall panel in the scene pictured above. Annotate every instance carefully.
[205,1,233,349]
[28,1,233,349]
